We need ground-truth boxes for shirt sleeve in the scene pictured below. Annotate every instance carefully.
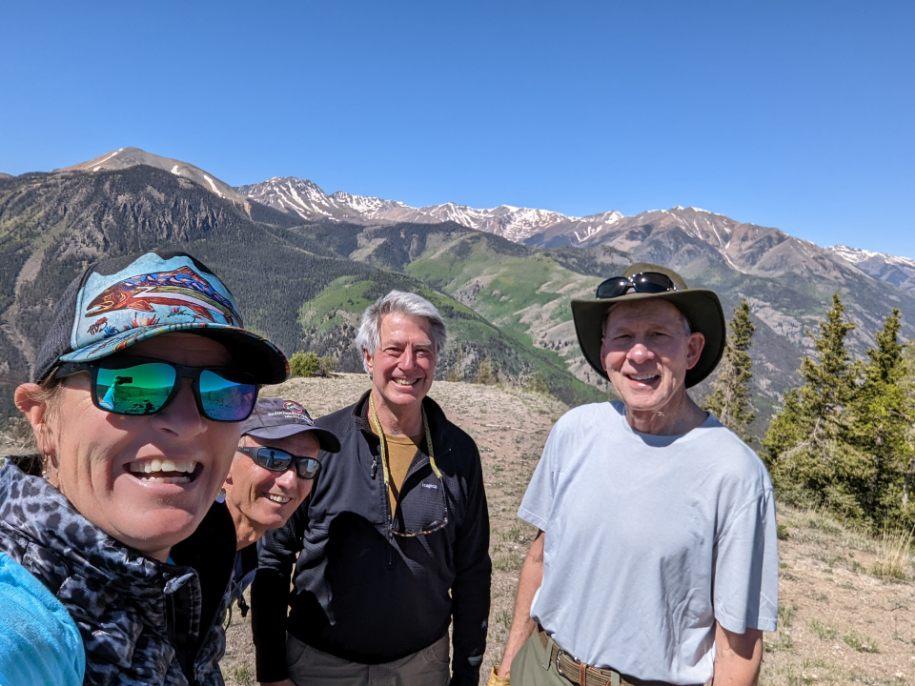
[517,422,562,531]
[713,488,779,633]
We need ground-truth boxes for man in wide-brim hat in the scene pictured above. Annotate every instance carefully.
[491,264,779,686]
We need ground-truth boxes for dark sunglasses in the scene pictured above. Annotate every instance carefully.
[595,271,678,299]
[238,446,321,480]
[54,356,259,422]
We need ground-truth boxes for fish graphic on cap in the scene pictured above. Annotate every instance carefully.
[85,266,238,325]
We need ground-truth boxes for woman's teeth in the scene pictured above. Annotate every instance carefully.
[127,459,199,483]
[264,494,292,504]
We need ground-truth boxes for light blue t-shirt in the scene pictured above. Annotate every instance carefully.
[0,552,86,686]
[519,402,778,685]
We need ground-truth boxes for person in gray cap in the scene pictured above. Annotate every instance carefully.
[492,264,778,686]
[221,397,340,613]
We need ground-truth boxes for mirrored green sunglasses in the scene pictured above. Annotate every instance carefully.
[53,356,259,422]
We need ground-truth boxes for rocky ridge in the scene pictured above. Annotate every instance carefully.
[240,177,913,298]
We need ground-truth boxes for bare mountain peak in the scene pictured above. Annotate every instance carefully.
[672,205,715,214]
[61,146,245,204]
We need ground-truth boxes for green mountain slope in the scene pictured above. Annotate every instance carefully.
[288,220,914,433]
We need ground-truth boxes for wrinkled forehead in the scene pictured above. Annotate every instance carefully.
[602,299,690,334]
[379,311,436,344]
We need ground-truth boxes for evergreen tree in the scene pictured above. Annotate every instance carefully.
[863,309,904,385]
[760,388,807,461]
[763,294,856,510]
[845,310,914,530]
[796,294,856,442]
[902,344,915,519]
[706,299,756,441]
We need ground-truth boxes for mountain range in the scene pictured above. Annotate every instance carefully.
[1,147,912,432]
[240,176,915,294]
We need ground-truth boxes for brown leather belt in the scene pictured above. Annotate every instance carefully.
[537,627,679,686]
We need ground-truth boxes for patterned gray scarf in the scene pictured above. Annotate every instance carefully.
[0,461,226,685]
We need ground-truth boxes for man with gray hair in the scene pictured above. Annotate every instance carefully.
[253,290,492,686]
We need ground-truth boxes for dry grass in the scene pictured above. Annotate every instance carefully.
[871,526,915,582]
[762,507,914,685]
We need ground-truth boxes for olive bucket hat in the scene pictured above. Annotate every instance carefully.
[570,263,726,388]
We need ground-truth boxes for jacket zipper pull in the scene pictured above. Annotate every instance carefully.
[371,456,378,479]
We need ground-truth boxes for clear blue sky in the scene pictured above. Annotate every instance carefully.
[2,1,913,257]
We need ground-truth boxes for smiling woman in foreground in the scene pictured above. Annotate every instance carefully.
[0,249,287,685]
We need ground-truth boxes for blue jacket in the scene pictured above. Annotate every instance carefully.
[0,551,85,686]
[0,461,234,685]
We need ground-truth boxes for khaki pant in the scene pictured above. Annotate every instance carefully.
[509,632,577,686]
[286,634,450,686]
[509,632,697,686]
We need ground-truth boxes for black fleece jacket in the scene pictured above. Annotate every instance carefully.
[252,392,491,685]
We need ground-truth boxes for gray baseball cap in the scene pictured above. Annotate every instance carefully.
[240,397,341,453]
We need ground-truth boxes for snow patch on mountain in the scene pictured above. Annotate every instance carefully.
[91,149,122,171]
[202,174,223,198]
[237,175,912,291]
[831,245,915,267]
[331,191,399,216]
[674,205,713,214]
[240,177,602,242]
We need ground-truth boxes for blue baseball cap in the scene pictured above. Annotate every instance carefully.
[33,249,288,384]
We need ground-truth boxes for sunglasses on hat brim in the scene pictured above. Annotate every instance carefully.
[54,356,259,422]
[595,271,677,299]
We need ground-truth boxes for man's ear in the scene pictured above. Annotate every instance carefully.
[685,332,706,370]
[362,347,374,375]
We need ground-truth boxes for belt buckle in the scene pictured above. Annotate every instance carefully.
[552,646,619,686]
[553,648,572,679]
[553,649,586,686]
